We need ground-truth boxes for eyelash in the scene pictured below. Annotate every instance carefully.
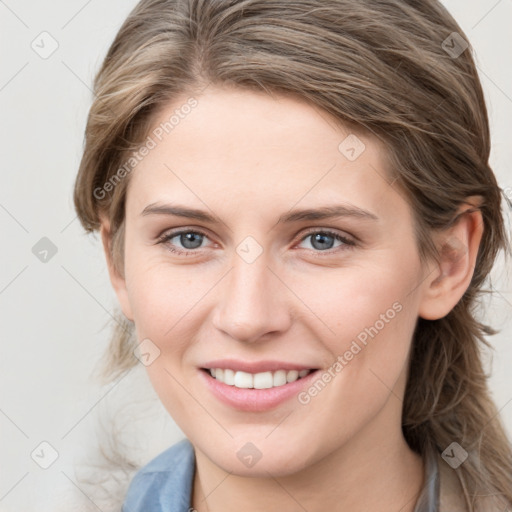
[156,228,356,257]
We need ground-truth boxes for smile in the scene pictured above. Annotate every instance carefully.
[199,364,320,412]
[205,368,313,389]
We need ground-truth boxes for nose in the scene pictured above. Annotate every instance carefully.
[211,251,292,344]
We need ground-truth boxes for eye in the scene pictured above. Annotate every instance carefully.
[156,229,211,255]
[156,228,356,256]
[296,229,355,253]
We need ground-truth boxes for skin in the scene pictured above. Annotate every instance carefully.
[101,85,483,512]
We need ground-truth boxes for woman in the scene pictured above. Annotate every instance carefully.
[73,0,512,510]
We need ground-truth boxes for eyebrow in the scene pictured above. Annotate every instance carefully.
[140,202,379,224]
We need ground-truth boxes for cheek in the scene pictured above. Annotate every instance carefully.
[298,255,422,406]
[290,271,420,452]
[125,250,208,339]
[124,258,206,420]
[288,253,420,352]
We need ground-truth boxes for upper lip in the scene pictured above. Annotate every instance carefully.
[201,359,317,373]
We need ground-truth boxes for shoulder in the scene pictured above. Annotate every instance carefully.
[122,438,196,512]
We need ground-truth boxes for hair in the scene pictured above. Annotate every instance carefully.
[73,0,512,510]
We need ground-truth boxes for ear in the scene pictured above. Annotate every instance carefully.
[418,196,484,320]
[99,215,134,321]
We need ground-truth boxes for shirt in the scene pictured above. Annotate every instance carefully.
[121,438,454,512]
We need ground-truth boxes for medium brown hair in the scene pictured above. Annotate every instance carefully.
[74,0,512,509]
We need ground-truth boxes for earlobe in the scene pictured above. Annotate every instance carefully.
[418,199,484,320]
[99,216,134,322]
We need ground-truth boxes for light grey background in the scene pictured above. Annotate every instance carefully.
[1,1,511,510]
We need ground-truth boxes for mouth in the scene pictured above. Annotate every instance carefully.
[201,367,316,390]
[198,359,321,411]
[198,359,319,413]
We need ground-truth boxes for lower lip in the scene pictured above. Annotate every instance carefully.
[199,369,318,412]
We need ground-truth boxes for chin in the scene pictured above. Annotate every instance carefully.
[196,435,319,477]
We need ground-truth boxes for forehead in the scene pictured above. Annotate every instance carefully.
[126,86,408,227]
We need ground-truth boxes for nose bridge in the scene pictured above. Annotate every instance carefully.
[212,242,290,343]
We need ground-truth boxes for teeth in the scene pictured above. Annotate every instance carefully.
[234,371,253,388]
[224,368,235,385]
[287,370,299,383]
[254,371,273,389]
[208,368,313,388]
[273,370,287,387]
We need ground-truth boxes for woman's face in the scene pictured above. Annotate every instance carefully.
[113,85,433,475]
